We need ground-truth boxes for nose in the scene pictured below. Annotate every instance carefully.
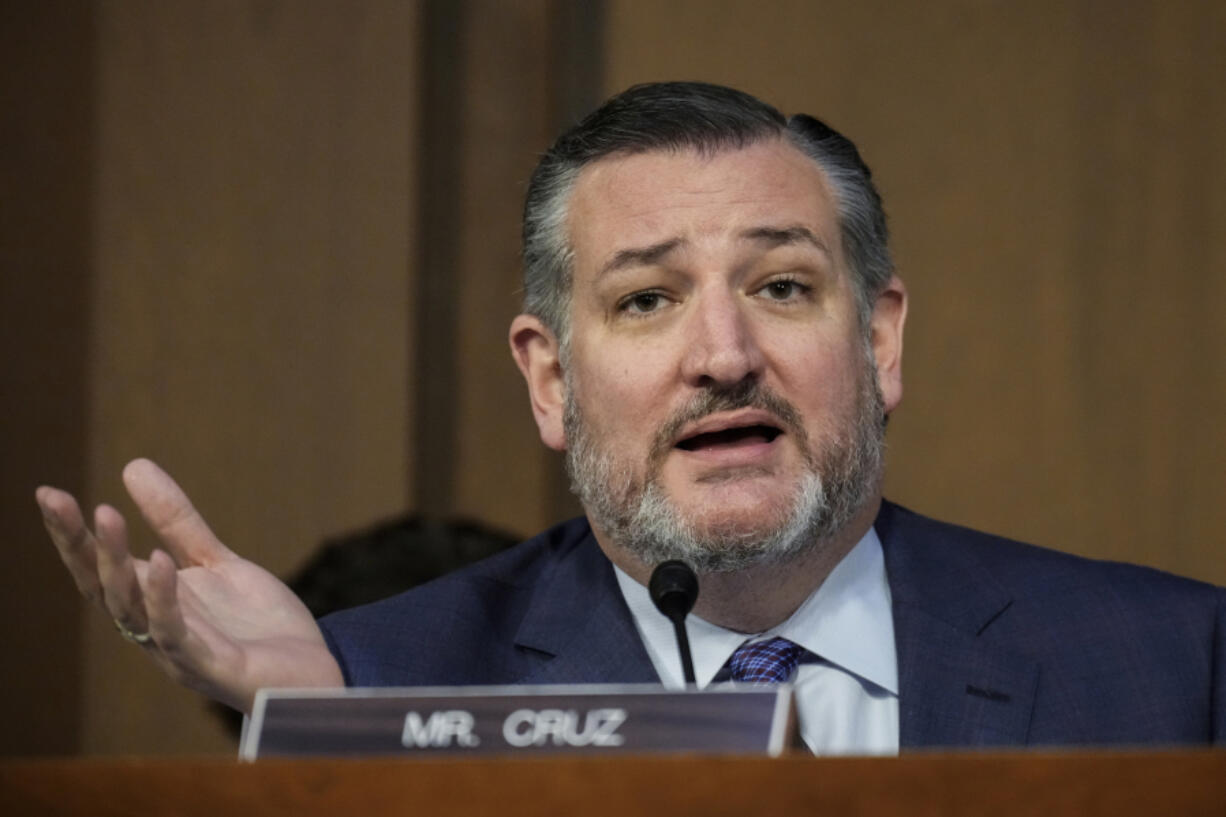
[679,288,766,388]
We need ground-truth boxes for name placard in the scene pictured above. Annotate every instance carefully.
[240,684,794,760]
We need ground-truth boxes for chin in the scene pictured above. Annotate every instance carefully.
[675,479,793,524]
[669,492,809,554]
[671,526,814,574]
[682,499,791,536]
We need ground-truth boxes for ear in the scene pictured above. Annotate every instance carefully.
[870,275,907,414]
[509,313,567,451]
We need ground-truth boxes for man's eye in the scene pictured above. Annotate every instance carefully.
[620,291,665,314]
[761,279,806,301]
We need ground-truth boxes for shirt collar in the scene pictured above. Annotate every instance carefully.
[614,526,897,694]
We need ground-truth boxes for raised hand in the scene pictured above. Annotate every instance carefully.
[36,458,343,713]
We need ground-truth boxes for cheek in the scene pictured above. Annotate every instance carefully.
[574,341,674,415]
[566,370,652,458]
[583,376,659,440]
[771,339,866,418]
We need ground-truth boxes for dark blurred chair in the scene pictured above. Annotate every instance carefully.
[213,514,520,737]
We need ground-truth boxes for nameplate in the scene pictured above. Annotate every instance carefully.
[240,684,794,759]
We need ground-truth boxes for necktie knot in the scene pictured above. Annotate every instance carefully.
[728,636,806,683]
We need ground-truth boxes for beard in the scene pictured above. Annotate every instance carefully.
[563,345,887,574]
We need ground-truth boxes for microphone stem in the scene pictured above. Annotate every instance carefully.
[670,615,697,686]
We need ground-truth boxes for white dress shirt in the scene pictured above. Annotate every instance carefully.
[614,527,899,755]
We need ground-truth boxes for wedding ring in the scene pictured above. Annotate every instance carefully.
[113,618,152,645]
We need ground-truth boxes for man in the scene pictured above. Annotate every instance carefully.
[37,82,1224,752]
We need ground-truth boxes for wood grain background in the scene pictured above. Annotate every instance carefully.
[3,0,1222,756]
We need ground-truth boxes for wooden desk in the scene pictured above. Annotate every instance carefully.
[3,751,1224,816]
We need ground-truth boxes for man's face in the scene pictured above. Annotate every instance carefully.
[537,139,902,572]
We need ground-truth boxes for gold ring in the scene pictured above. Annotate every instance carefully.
[113,618,152,645]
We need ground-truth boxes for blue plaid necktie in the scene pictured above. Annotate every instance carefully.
[728,636,806,683]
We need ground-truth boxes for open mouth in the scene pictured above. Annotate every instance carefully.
[676,424,783,451]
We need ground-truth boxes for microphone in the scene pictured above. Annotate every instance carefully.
[649,560,699,687]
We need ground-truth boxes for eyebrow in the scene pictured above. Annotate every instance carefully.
[596,224,831,280]
[598,237,685,279]
[739,224,832,256]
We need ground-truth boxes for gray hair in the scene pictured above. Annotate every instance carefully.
[521,81,893,345]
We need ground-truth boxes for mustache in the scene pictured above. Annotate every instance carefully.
[648,381,809,465]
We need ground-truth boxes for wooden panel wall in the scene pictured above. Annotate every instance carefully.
[0,1,95,757]
[3,0,1223,758]
[415,0,599,535]
[81,0,418,755]
[603,0,1226,584]
[417,0,560,535]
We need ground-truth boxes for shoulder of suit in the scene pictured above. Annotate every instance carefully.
[877,499,1223,603]
[318,516,596,625]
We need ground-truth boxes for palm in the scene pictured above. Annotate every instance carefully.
[152,555,337,710]
[39,458,344,713]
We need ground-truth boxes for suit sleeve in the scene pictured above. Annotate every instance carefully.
[1214,587,1226,745]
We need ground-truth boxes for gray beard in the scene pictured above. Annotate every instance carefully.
[563,349,886,574]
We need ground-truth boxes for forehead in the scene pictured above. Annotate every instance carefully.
[565,138,842,278]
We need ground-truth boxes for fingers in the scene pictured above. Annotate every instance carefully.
[144,549,219,682]
[40,462,243,704]
[144,549,187,645]
[122,458,235,567]
[36,486,102,604]
[38,488,154,640]
[94,504,150,637]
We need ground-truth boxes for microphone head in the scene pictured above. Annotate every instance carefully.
[649,560,699,622]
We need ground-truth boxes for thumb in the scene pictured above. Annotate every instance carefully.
[122,458,236,566]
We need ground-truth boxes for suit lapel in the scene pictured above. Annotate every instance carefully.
[893,601,1039,747]
[506,507,1041,745]
[512,527,659,685]
[877,502,1039,748]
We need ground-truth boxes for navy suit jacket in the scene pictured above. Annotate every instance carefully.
[319,501,1225,748]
